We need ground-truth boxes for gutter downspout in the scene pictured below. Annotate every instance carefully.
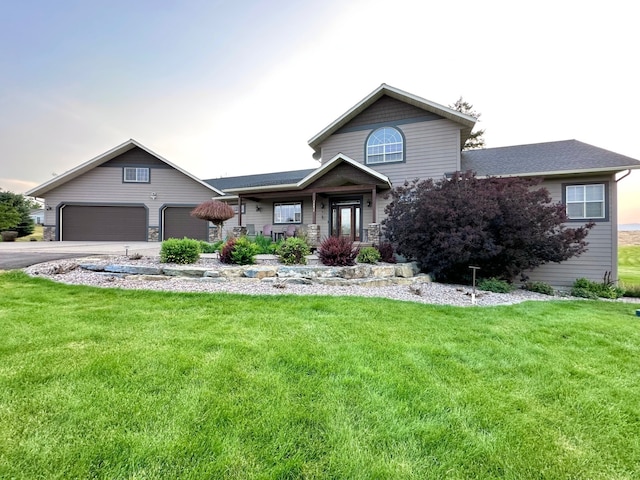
[615,169,632,183]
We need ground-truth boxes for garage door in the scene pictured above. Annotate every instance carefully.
[62,205,147,241]
[162,207,208,241]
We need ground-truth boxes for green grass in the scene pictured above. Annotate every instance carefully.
[1,271,640,479]
[619,245,640,285]
[14,224,43,242]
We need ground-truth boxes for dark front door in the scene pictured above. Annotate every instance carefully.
[331,200,361,241]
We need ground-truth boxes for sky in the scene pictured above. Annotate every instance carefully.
[1,0,639,223]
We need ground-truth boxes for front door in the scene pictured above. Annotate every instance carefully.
[331,200,361,241]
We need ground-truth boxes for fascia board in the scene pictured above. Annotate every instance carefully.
[26,139,224,197]
[476,165,640,179]
[297,153,391,188]
[307,84,477,150]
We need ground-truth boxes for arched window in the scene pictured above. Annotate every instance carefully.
[366,127,404,164]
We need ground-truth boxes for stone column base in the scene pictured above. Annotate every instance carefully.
[367,223,381,246]
[232,226,247,238]
[148,227,159,242]
[43,226,56,241]
[307,224,321,247]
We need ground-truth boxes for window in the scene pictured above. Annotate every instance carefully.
[565,184,605,219]
[232,204,246,214]
[366,127,404,164]
[274,202,302,224]
[123,167,150,183]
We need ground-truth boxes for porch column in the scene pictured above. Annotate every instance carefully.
[237,196,243,225]
[371,187,377,223]
[312,191,317,224]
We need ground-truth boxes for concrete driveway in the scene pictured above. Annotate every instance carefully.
[0,242,161,269]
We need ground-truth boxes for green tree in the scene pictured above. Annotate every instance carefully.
[0,203,21,231]
[0,190,36,237]
[451,97,485,150]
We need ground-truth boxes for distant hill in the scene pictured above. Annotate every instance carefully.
[620,224,640,231]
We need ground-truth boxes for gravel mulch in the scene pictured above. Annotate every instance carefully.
[19,254,575,307]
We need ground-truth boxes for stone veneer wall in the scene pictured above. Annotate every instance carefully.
[147,227,159,242]
[306,224,321,247]
[43,226,56,241]
[367,223,381,245]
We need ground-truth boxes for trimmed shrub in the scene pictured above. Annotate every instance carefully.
[278,237,311,265]
[357,246,381,264]
[478,277,513,293]
[318,236,359,267]
[231,237,259,265]
[160,238,200,264]
[523,281,555,296]
[571,277,624,299]
[1,231,18,242]
[375,242,397,263]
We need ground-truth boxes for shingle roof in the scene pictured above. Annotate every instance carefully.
[462,140,640,177]
[204,169,316,190]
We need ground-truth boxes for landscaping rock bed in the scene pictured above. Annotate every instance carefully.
[23,254,564,307]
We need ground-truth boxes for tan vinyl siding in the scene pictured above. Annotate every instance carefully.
[44,165,217,227]
[319,119,461,185]
[524,175,617,286]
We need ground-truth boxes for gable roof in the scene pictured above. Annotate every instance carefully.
[25,139,224,197]
[308,83,477,157]
[462,140,640,177]
[206,154,391,195]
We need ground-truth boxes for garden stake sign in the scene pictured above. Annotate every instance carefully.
[469,266,480,305]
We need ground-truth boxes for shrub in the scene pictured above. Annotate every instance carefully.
[523,281,555,296]
[219,238,237,264]
[571,277,624,299]
[278,237,311,265]
[318,236,359,266]
[478,277,513,293]
[357,246,381,264]
[231,237,259,265]
[160,238,201,264]
[1,231,18,242]
[375,242,397,263]
[253,234,277,254]
[383,171,594,283]
[198,241,219,254]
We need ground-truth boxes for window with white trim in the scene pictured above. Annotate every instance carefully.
[366,127,404,164]
[274,202,302,224]
[565,184,605,219]
[123,167,150,183]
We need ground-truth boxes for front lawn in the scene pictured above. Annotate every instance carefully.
[619,245,640,285]
[1,272,639,479]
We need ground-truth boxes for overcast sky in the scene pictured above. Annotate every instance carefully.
[2,0,638,223]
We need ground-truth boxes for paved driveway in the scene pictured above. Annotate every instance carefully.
[0,242,161,269]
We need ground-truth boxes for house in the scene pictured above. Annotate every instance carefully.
[26,84,640,286]
[29,208,45,225]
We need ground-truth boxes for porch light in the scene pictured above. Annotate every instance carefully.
[256,205,261,212]
[367,200,371,207]
[150,192,157,200]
